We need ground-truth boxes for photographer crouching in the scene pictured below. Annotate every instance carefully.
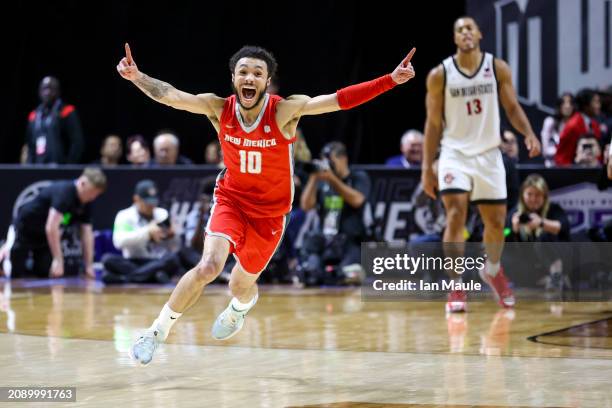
[507,174,571,290]
[298,142,371,286]
[101,180,181,284]
[508,174,570,243]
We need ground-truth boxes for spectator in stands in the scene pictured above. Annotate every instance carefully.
[500,129,519,162]
[541,93,575,167]
[151,130,193,165]
[126,135,151,166]
[555,89,602,165]
[385,129,423,168]
[300,142,371,285]
[574,133,602,167]
[102,180,182,284]
[92,134,123,166]
[204,140,224,168]
[24,76,84,164]
[7,168,106,278]
[508,174,570,243]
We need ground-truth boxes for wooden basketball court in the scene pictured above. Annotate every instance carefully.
[0,278,610,407]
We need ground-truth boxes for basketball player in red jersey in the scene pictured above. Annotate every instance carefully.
[422,17,540,313]
[117,43,416,365]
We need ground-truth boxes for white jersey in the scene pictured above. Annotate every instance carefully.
[441,52,501,156]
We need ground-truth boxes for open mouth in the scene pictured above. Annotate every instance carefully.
[241,86,257,102]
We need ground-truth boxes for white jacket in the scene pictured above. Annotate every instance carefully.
[112,205,177,259]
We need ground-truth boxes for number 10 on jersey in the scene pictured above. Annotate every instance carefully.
[239,150,262,174]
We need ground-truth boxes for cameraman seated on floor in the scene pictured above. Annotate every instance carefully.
[299,142,371,286]
[102,179,181,284]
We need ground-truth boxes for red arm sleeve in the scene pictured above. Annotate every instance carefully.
[336,74,397,110]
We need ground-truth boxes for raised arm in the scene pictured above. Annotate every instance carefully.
[117,43,224,119]
[495,58,541,158]
[276,48,416,130]
[421,65,445,199]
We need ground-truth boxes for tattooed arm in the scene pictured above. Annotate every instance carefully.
[117,43,224,119]
[131,73,217,115]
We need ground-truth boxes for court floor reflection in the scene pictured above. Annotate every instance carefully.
[0,279,610,407]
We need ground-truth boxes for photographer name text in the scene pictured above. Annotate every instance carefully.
[369,254,485,292]
[372,279,481,291]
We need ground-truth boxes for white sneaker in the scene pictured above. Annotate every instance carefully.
[211,294,258,340]
[131,327,164,365]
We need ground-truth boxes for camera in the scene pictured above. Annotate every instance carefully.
[518,213,531,224]
[300,159,331,174]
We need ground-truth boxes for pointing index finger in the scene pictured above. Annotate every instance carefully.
[402,47,416,67]
[125,43,133,65]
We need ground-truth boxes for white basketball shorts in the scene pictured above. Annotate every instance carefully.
[437,146,507,203]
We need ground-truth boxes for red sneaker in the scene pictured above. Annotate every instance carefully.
[445,289,467,313]
[479,265,515,308]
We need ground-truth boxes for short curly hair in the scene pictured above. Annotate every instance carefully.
[229,45,277,79]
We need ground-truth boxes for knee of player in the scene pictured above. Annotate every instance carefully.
[193,260,221,283]
[228,276,254,294]
[484,215,506,231]
[446,206,467,223]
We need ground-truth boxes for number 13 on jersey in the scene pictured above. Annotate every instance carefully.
[466,98,482,115]
[239,150,262,174]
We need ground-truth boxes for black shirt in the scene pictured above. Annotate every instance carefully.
[506,202,570,242]
[15,180,92,239]
[25,100,84,164]
[316,170,371,242]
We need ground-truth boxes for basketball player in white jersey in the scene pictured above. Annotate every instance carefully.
[422,16,541,312]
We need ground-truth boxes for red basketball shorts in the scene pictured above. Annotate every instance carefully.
[205,197,289,274]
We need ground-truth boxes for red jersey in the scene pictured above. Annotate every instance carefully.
[216,94,296,218]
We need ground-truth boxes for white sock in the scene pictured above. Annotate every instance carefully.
[151,303,182,341]
[486,260,500,277]
[231,295,257,312]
